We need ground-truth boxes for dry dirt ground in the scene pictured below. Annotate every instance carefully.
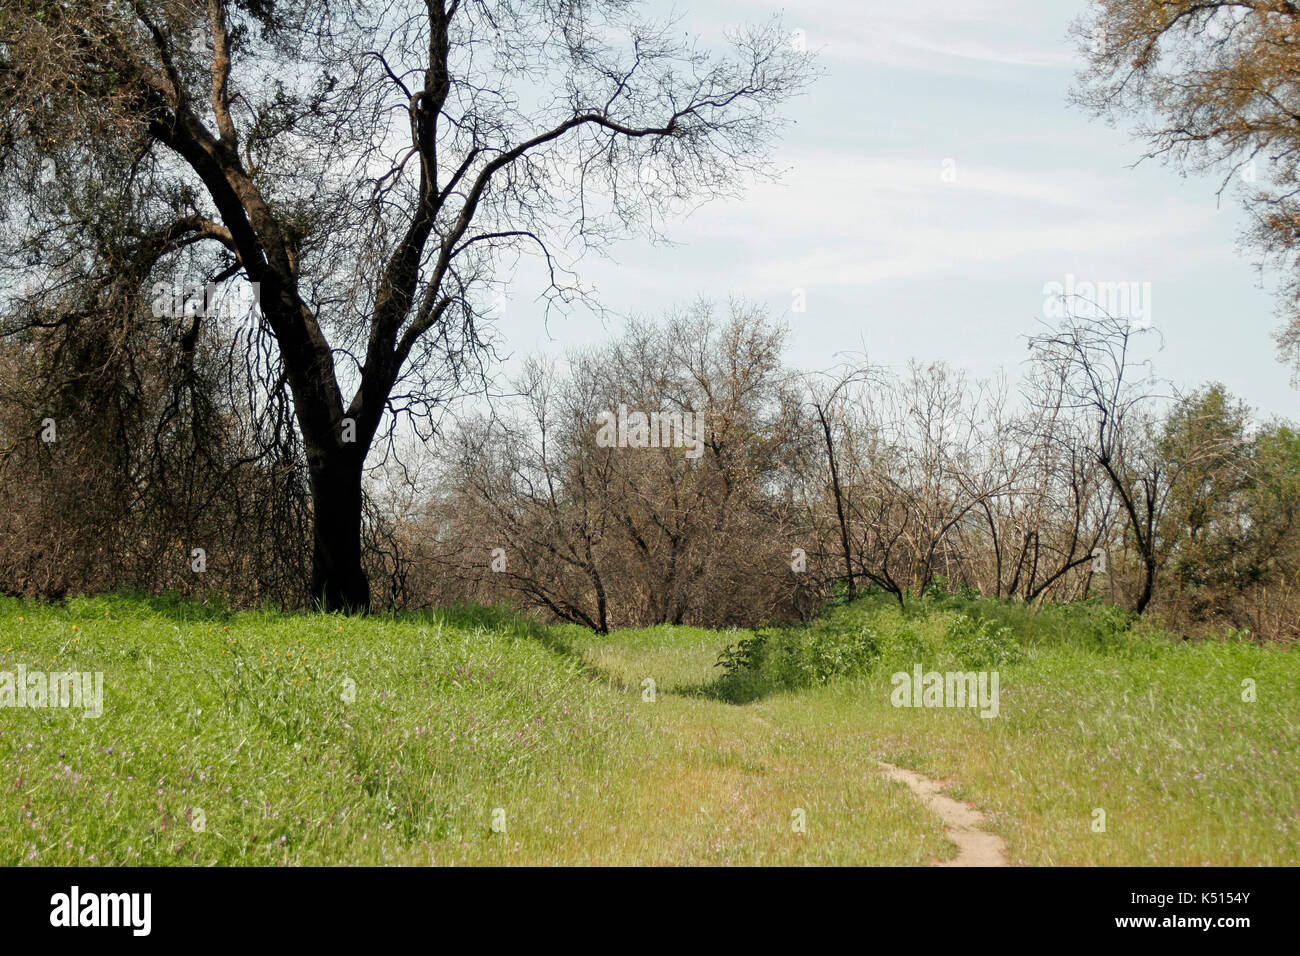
[879,761,1009,867]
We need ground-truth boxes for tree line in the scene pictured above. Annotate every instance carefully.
[2,295,1296,642]
[414,303,1297,641]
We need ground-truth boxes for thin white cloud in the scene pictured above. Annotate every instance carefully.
[631,149,1213,291]
[696,0,1081,73]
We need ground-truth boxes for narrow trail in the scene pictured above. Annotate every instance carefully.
[878,761,1009,867]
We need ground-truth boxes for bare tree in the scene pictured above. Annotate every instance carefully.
[450,359,618,632]
[800,363,874,601]
[0,0,812,610]
[993,362,1118,604]
[1027,313,1173,612]
[425,302,802,630]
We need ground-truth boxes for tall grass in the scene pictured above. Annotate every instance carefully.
[2,591,1294,865]
[0,594,635,864]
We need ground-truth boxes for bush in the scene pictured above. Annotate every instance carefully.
[709,592,1194,701]
[792,625,881,685]
[713,623,881,698]
[944,613,1022,668]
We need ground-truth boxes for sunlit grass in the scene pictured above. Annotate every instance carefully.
[1,592,1294,865]
[839,639,1300,865]
[0,595,942,865]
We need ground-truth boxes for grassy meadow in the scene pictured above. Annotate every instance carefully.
[0,592,1295,865]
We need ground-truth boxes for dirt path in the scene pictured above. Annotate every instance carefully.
[878,761,1009,867]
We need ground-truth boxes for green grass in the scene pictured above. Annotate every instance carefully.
[703,594,1300,864]
[0,594,640,864]
[0,592,1295,865]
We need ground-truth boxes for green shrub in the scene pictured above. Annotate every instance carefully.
[793,624,881,685]
[714,623,881,698]
[709,591,1199,701]
[944,613,1022,667]
[715,631,769,675]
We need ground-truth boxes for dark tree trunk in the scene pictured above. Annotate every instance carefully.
[816,403,855,599]
[308,450,370,613]
[1134,557,1156,616]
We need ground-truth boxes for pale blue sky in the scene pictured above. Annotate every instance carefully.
[490,0,1297,418]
